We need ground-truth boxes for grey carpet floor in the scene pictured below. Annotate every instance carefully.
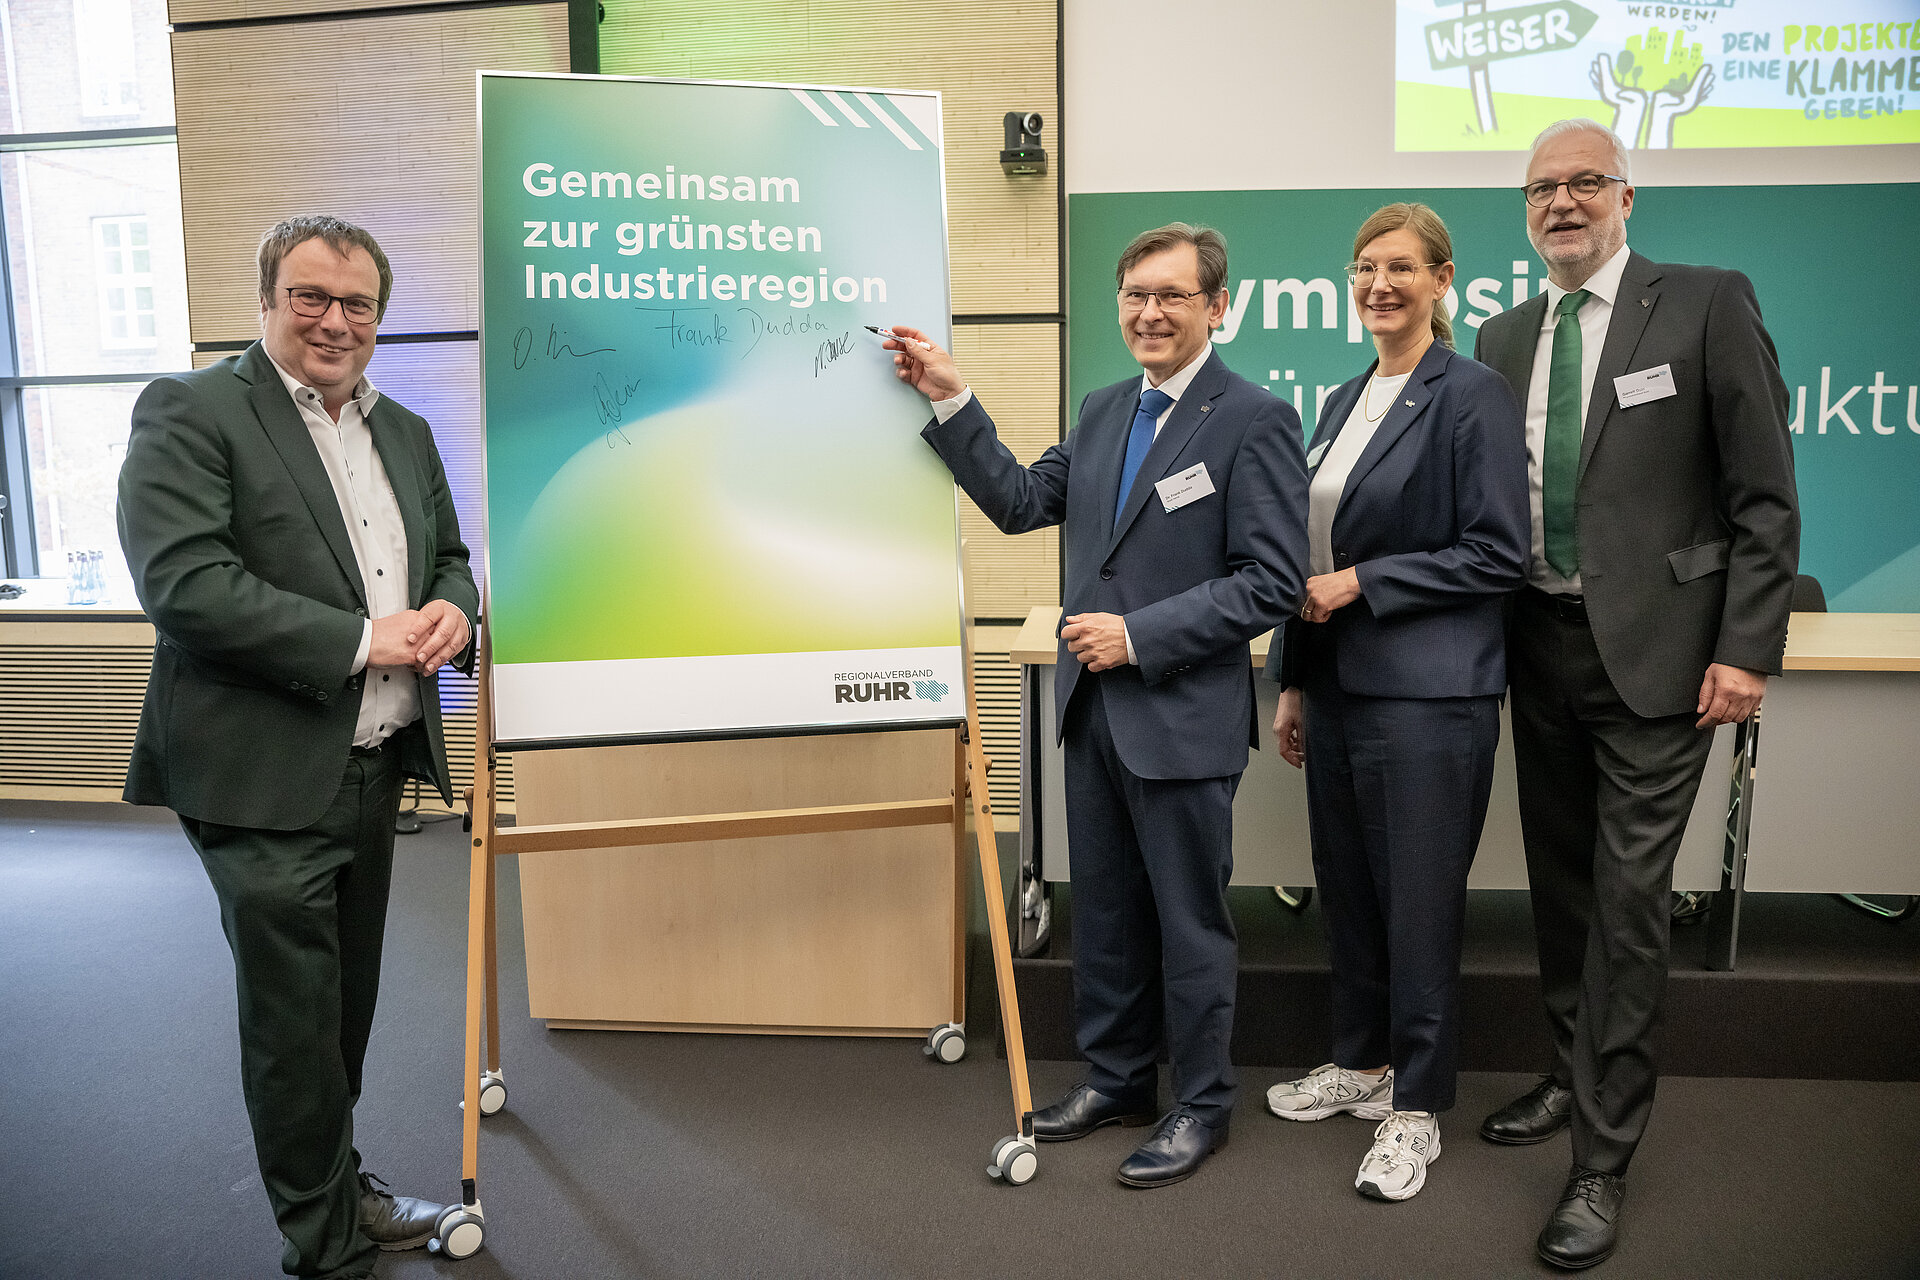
[3,799,1917,1280]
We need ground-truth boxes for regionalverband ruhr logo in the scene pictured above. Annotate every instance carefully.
[833,669,948,704]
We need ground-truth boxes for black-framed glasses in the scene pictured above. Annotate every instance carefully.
[1345,261,1444,287]
[1118,288,1212,312]
[1522,173,1627,207]
[283,287,379,325]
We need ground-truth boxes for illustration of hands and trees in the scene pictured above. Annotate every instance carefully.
[1591,27,1713,150]
[1401,0,1919,150]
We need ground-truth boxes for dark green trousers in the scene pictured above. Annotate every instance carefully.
[182,746,402,1280]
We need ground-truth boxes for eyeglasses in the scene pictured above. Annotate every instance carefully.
[283,287,379,325]
[1345,261,1443,287]
[1118,288,1213,312]
[1522,173,1627,207]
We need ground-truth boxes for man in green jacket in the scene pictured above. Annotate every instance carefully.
[118,215,478,1280]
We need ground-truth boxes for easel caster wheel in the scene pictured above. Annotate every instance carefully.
[433,1206,485,1259]
[923,1023,966,1064]
[987,1136,1038,1185]
[478,1071,507,1116]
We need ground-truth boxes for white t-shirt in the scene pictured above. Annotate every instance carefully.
[1308,370,1412,577]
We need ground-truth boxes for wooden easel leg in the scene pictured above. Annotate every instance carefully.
[965,719,1033,1135]
[484,834,501,1077]
[955,631,1035,1190]
[435,624,494,1258]
[460,792,489,1199]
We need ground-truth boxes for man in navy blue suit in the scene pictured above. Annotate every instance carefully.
[885,223,1309,1187]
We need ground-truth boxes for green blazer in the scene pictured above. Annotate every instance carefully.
[118,342,479,831]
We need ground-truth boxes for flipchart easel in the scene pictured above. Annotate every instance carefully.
[425,606,1040,1260]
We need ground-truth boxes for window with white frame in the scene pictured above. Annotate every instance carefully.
[74,0,140,118]
[94,215,157,348]
[1,0,185,591]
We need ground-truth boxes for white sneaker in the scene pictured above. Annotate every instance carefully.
[1356,1110,1440,1201]
[1266,1063,1394,1122]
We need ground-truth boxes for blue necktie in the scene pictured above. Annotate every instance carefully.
[1115,388,1174,525]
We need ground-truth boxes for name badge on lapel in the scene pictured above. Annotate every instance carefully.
[1155,462,1215,513]
[1614,363,1676,408]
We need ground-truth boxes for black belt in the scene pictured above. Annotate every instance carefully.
[1524,586,1588,623]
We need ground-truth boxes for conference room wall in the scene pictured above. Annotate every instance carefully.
[597,0,1064,622]
[170,2,572,342]
[948,324,1062,618]
[598,1,1059,318]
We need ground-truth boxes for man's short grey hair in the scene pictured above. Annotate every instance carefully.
[1529,118,1631,180]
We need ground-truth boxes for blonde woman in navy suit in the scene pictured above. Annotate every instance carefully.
[1260,203,1529,1201]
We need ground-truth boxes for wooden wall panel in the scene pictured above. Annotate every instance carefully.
[171,4,570,342]
[950,323,1059,618]
[597,0,1058,317]
[170,0,450,19]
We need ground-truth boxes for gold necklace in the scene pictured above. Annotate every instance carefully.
[1362,372,1403,422]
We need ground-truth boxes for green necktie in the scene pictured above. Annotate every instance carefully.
[1543,288,1591,579]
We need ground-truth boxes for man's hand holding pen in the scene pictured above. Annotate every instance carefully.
[880,324,966,402]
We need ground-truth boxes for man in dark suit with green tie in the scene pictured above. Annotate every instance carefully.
[118,215,477,1280]
[1472,122,1799,1269]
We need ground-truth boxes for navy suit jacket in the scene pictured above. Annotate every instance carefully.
[1265,342,1528,699]
[923,348,1308,780]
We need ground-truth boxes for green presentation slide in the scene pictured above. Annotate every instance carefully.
[1396,0,1920,150]
[478,73,964,745]
[1071,183,1920,612]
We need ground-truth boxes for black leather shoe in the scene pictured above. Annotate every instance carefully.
[358,1172,445,1251]
[1537,1165,1625,1270]
[1116,1110,1228,1188]
[1030,1083,1158,1142]
[1480,1076,1574,1145]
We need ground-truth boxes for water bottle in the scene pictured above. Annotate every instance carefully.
[83,550,101,605]
[66,551,78,604]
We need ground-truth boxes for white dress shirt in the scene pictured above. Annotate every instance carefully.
[267,355,420,748]
[1524,241,1631,595]
[932,345,1216,665]
[1308,370,1412,577]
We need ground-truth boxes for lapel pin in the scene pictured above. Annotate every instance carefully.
[1405,399,1415,407]
[1641,298,1650,307]
[1200,405,1211,413]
